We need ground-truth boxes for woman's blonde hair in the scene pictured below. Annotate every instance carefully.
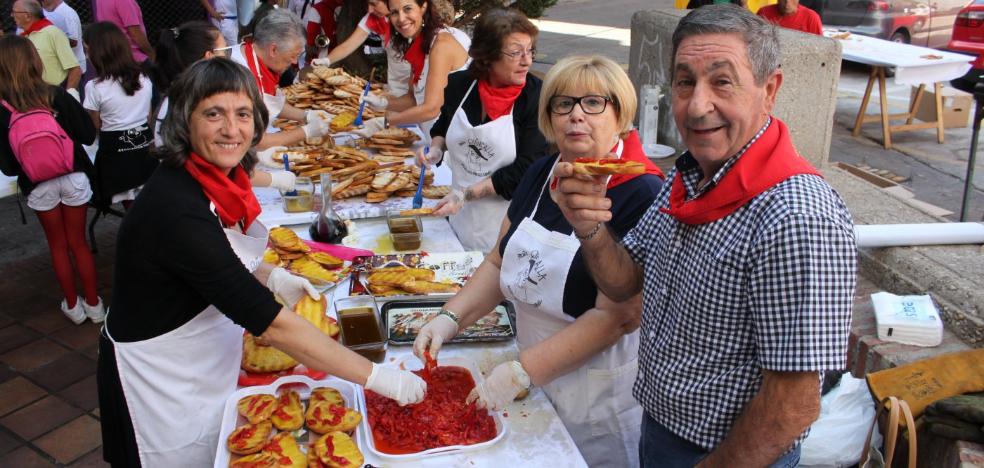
[538,55,637,143]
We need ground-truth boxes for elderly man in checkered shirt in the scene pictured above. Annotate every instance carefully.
[550,5,857,467]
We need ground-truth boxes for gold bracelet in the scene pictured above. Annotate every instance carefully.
[574,222,603,241]
[437,308,460,325]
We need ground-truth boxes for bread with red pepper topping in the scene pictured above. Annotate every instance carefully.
[270,390,305,431]
[227,420,273,455]
[312,432,363,468]
[305,400,361,434]
[237,394,278,424]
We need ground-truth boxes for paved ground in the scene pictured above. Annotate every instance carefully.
[0,2,982,466]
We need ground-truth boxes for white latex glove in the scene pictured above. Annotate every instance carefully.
[266,267,320,309]
[352,117,386,138]
[412,313,459,360]
[432,188,465,217]
[268,170,297,192]
[415,146,443,167]
[302,115,330,139]
[305,109,334,124]
[363,93,388,111]
[67,88,80,102]
[257,146,289,168]
[466,361,530,411]
[365,362,427,406]
[311,57,331,67]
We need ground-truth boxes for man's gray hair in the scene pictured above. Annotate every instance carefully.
[158,58,268,171]
[18,0,44,19]
[671,4,780,86]
[253,8,305,48]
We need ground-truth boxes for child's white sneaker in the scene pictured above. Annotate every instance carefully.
[60,297,86,325]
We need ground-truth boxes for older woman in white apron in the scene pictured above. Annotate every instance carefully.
[413,55,665,467]
[353,0,470,140]
[97,59,425,467]
[415,9,548,252]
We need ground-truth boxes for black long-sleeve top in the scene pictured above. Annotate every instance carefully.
[106,163,281,342]
[429,70,548,200]
[0,86,97,196]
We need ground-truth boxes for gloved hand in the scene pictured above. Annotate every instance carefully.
[364,362,427,406]
[352,117,386,138]
[311,57,331,67]
[412,313,458,360]
[67,88,80,102]
[415,146,443,167]
[432,188,465,217]
[257,146,289,168]
[268,170,297,192]
[266,267,320,309]
[466,361,530,411]
[302,114,330,140]
[305,109,334,124]
[363,93,388,111]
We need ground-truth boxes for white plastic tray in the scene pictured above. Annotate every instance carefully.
[359,354,508,461]
[213,374,365,468]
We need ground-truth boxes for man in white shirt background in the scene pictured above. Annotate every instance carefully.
[42,0,85,73]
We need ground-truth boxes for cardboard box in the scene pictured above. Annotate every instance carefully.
[909,86,972,129]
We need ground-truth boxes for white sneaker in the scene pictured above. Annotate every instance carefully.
[60,297,86,325]
[82,297,106,323]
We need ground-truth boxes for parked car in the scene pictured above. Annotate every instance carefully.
[949,0,984,86]
[822,0,965,48]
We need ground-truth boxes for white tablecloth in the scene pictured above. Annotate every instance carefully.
[824,29,973,85]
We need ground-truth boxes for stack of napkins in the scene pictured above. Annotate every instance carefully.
[871,292,943,347]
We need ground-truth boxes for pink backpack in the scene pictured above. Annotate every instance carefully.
[2,100,74,183]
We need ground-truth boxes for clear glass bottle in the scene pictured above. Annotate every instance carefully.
[309,173,348,243]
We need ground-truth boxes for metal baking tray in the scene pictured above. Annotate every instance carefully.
[380,299,516,344]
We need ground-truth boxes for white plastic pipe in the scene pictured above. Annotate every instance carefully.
[855,223,984,248]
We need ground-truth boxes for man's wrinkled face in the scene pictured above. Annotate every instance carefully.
[671,33,781,167]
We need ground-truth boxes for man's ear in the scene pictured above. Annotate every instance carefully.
[763,68,783,113]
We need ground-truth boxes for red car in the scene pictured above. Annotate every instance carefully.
[949,0,984,85]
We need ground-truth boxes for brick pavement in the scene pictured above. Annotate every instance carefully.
[0,195,119,467]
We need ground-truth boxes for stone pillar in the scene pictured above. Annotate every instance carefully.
[629,8,843,167]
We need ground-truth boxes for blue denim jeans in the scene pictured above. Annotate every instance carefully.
[639,412,801,468]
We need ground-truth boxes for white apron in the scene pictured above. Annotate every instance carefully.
[499,160,642,468]
[445,80,516,253]
[234,43,286,120]
[105,215,269,467]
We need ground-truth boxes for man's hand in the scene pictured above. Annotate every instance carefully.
[550,161,612,236]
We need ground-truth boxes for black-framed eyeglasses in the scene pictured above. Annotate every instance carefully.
[501,48,536,61]
[548,95,611,115]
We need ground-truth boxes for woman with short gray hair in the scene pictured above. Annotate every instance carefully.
[97,58,426,467]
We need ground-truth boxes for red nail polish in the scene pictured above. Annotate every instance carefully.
[550,176,559,190]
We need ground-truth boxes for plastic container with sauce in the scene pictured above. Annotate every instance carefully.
[385,210,422,251]
[335,295,387,362]
[280,176,314,213]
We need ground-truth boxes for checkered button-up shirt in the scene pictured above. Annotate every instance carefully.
[621,127,857,450]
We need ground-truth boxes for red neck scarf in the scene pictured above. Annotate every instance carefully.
[608,130,665,189]
[660,118,820,225]
[404,35,426,86]
[477,78,524,121]
[365,13,391,45]
[21,18,54,36]
[184,152,261,231]
[243,41,279,96]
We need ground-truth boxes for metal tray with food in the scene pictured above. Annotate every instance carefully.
[214,374,366,468]
[348,251,484,298]
[382,299,516,344]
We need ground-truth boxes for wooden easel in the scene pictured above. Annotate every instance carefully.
[852,65,946,150]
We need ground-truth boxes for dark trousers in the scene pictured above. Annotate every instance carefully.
[639,412,801,468]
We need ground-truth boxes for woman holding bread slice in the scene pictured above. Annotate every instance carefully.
[416,8,549,252]
[97,59,425,467]
[414,55,664,468]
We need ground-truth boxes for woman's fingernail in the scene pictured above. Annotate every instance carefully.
[550,176,559,190]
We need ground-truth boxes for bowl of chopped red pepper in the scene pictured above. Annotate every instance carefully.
[361,354,507,459]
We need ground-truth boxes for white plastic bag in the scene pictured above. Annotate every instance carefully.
[799,375,881,467]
